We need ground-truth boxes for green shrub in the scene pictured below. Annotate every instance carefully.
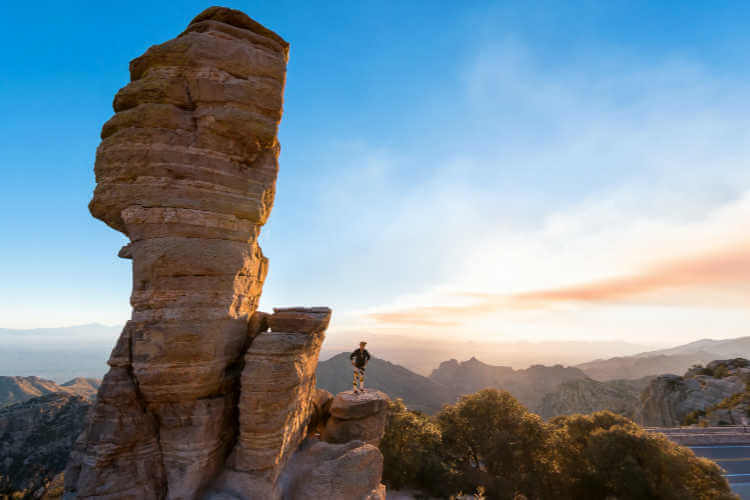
[380,398,451,495]
[380,390,738,499]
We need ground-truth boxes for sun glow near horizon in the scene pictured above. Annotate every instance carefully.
[1,2,749,349]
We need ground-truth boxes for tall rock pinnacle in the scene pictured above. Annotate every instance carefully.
[64,7,386,500]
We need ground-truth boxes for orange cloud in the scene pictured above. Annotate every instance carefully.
[368,242,750,326]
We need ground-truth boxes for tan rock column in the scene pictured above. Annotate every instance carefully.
[207,308,331,499]
[65,7,288,499]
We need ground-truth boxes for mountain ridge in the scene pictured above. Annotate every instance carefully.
[0,376,100,408]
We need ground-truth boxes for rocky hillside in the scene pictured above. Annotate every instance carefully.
[538,376,653,420]
[430,357,588,410]
[316,353,455,414]
[577,352,721,381]
[356,355,750,426]
[693,391,750,426]
[0,376,100,408]
[640,358,750,426]
[0,393,90,498]
[318,354,639,417]
[578,337,750,381]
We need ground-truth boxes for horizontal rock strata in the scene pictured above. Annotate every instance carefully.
[322,390,390,446]
[208,308,331,498]
[65,6,288,499]
[64,6,387,500]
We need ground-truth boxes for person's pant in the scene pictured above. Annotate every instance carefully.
[352,367,365,391]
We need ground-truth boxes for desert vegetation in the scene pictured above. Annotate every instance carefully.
[380,389,737,499]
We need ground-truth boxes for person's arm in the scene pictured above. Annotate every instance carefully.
[364,350,371,362]
[350,350,356,365]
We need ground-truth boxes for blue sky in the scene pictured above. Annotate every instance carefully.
[1,1,749,346]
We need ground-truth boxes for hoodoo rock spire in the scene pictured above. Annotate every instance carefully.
[64,7,386,500]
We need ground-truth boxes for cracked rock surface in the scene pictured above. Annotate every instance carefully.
[64,7,385,500]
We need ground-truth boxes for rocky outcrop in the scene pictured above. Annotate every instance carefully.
[64,5,288,499]
[0,393,90,498]
[322,390,390,446]
[207,308,330,498]
[279,389,389,500]
[281,439,385,500]
[640,359,749,427]
[538,377,651,421]
[64,7,385,500]
[699,392,750,426]
[307,388,334,435]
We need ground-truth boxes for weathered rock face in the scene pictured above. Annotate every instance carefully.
[281,439,386,500]
[207,308,330,498]
[322,390,390,446]
[64,7,385,500]
[0,393,90,498]
[700,392,750,426]
[641,365,747,427]
[537,377,651,421]
[307,388,334,435]
[65,6,287,499]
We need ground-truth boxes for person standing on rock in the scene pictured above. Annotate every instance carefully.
[350,341,371,394]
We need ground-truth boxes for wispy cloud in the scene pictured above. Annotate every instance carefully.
[266,38,750,345]
[368,241,750,327]
[511,243,750,305]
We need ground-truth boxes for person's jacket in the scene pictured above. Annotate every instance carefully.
[350,348,370,369]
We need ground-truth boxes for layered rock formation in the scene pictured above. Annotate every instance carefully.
[64,7,385,500]
[0,393,90,498]
[282,389,389,500]
[207,308,330,498]
[323,390,390,446]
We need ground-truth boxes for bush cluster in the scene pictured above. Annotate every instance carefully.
[380,389,737,500]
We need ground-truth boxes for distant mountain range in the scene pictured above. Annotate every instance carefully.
[0,323,120,381]
[430,357,589,410]
[317,353,623,416]
[576,337,750,381]
[318,344,750,422]
[316,353,455,413]
[0,376,100,407]
[320,335,654,375]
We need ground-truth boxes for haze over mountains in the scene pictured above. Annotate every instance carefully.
[577,338,750,381]
[0,324,119,381]
[319,334,655,375]
[0,323,663,380]
[4,323,750,383]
